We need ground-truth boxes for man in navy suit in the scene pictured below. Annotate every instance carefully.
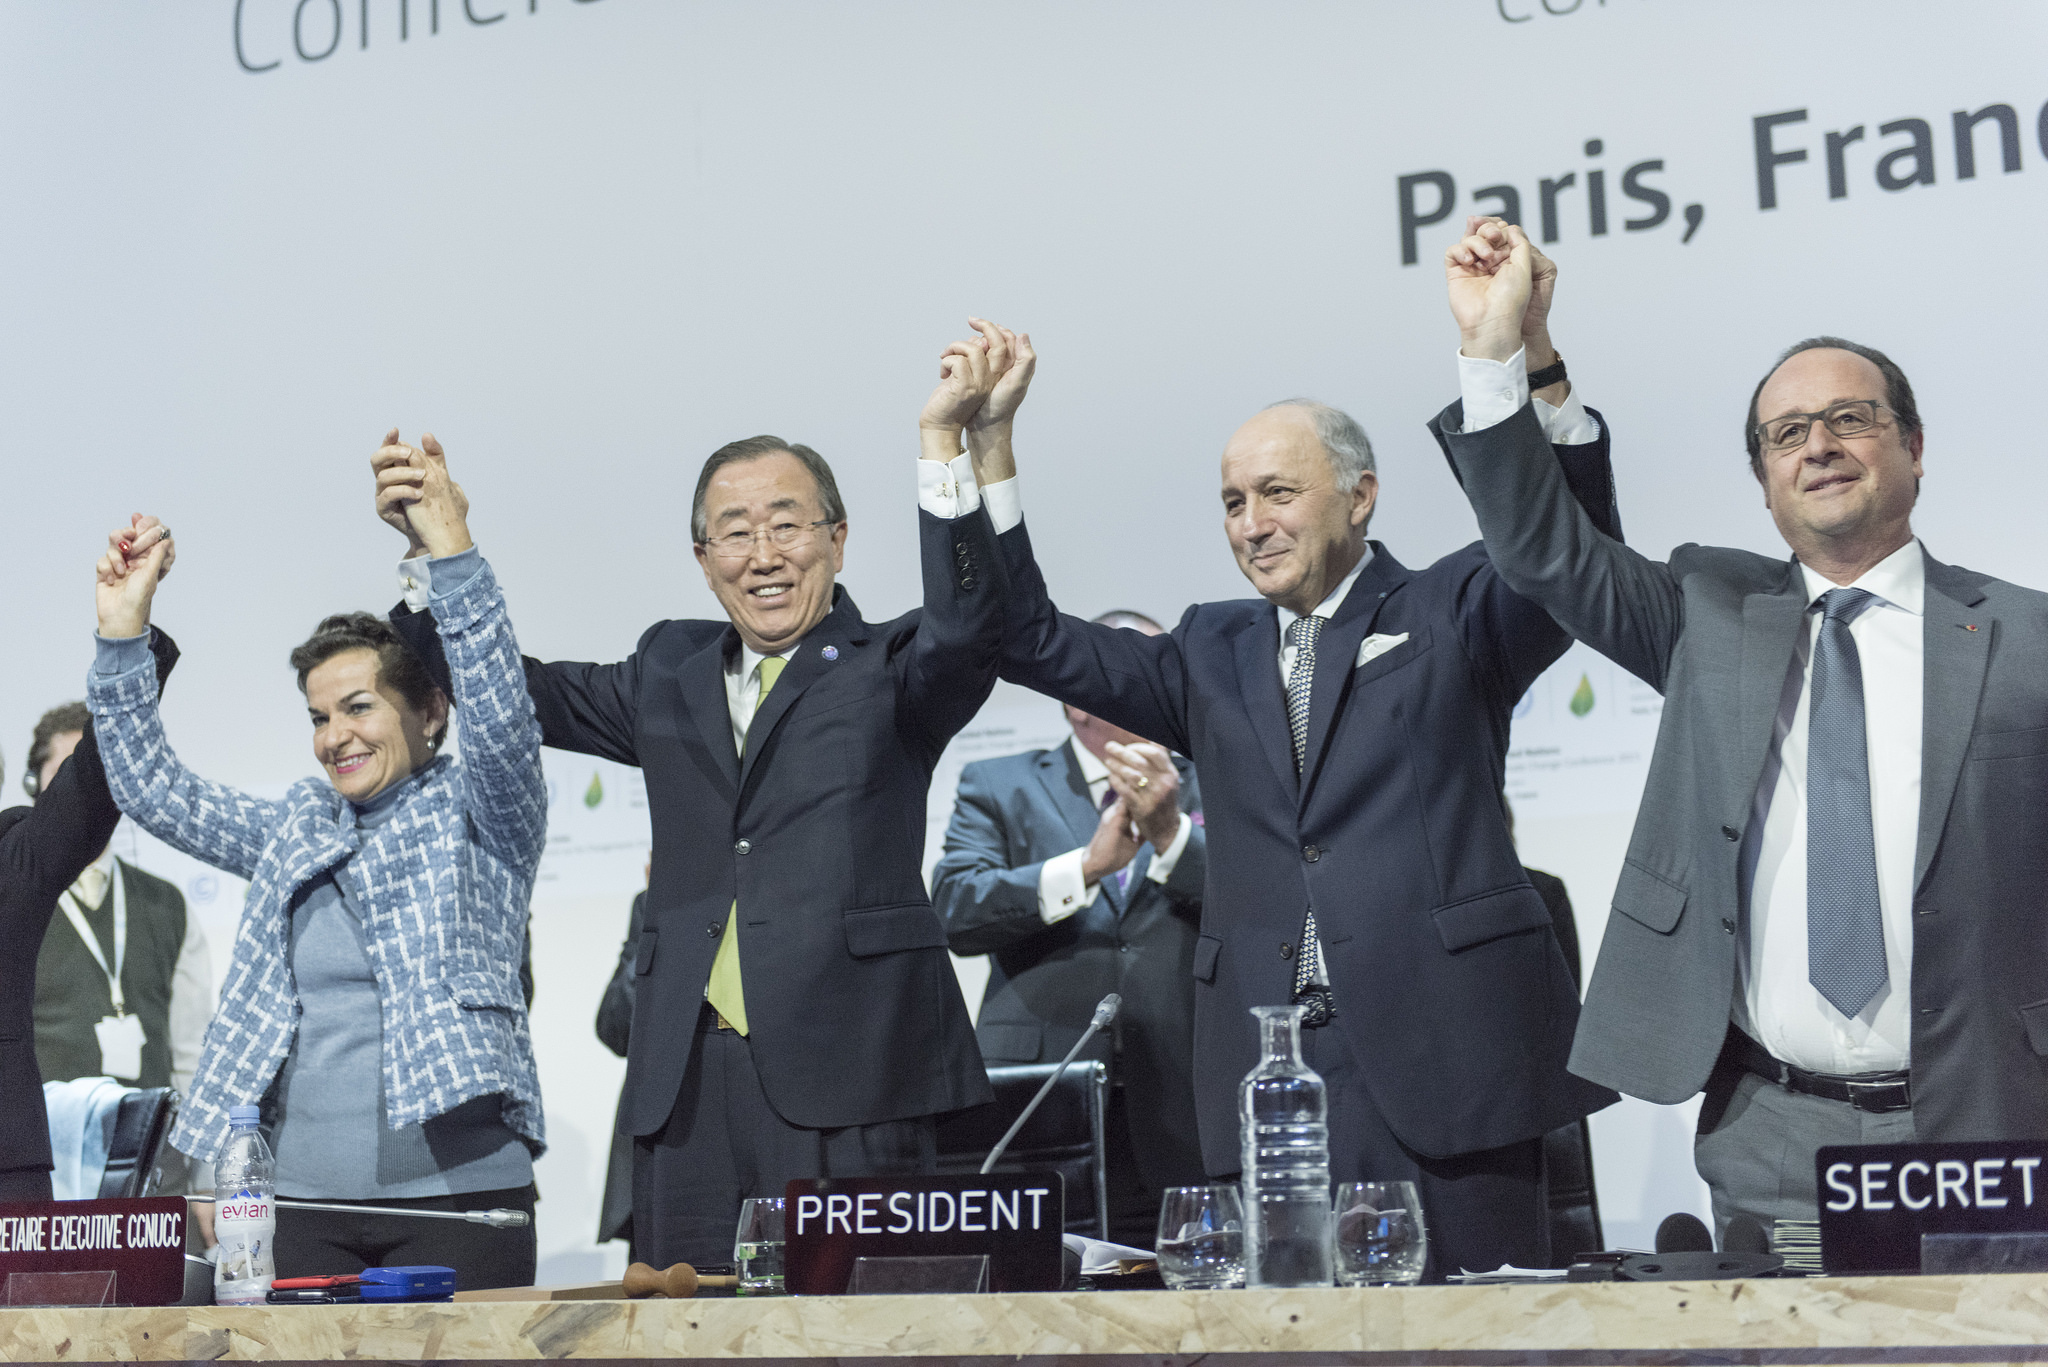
[382,338,1016,1266]
[947,318,1620,1276]
[935,610,1208,1245]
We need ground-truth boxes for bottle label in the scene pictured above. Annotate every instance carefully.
[216,1190,276,1288]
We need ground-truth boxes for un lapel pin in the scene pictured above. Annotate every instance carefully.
[822,646,840,660]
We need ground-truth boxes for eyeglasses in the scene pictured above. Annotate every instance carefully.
[1754,399,1892,454]
[697,519,838,559]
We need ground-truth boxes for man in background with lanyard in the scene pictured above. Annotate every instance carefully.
[26,703,213,1125]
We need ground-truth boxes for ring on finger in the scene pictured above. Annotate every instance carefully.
[1136,776,1150,790]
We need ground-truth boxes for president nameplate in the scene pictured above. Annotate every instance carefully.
[784,1173,1064,1293]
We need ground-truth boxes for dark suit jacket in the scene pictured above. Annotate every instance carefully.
[1,629,176,1183]
[595,891,643,1244]
[994,428,1623,1174]
[1440,400,2048,1140]
[934,744,1208,1193]
[396,510,998,1135]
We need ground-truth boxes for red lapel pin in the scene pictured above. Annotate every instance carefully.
[1963,624,1980,632]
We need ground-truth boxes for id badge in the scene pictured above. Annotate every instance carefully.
[94,1013,146,1081]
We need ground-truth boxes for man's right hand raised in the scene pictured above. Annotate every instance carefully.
[1446,217,1537,364]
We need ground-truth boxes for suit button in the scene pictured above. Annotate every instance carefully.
[1281,942,1295,959]
[1721,826,1740,842]
[706,923,722,938]
[734,839,752,855]
[1721,918,1736,934]
[960,575,977,589]
[1119,944,1130,954]
[1302,845,1321,863]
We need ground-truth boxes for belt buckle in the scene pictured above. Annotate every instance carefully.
[1292,987,1336,1028]
[1846,1076,1912,1114]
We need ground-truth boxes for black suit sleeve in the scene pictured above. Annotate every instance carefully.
[393,600,646,765]
[902,506,1008,756]
[995,518,1195,756]
[2,628,177,901]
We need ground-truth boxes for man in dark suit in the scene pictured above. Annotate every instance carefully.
[935,610,1208,1246]
[1,522,176,1203]
[381,342,1012,1265]
[1437,218,2048,1234]
[947,320,1620,1277]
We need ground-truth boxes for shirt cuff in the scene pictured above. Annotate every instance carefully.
[981,476,1022,535]
[1539,383,1601,446]
[92,630,154,677]
[1145,813,1193,884]
[426,545,484,599]
[398,553,432,612]
[917,453,982,520]
[1456,345,1528,433]
[1038,847,1103,924]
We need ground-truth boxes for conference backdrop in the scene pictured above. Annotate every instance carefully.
[3,1,2041,1277]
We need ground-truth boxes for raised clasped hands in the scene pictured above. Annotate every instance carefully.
[920,316,1033,484]
[95,514,175,639]
[1445,216,1558,367]
[372,428,474,560]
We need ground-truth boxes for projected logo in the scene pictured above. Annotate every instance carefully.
[233,0,604,74]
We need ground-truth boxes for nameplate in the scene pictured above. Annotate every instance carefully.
[783,1174,1064,1294]
[1818,1141,2048,1274]
[0,1196,187,1304]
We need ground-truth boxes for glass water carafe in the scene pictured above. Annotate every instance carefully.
[1239,1004,1334,1286]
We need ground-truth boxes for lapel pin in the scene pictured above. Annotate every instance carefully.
[1963,624,1979,632]
[821,645,840,661]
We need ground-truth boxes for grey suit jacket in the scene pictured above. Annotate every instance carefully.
[1436,401,2048,1140]
[934,744,1207,1193]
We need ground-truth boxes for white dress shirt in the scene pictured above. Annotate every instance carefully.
[1038,736,1193,924]
[1452,346,1603,444]
[1734,539,1924,1074]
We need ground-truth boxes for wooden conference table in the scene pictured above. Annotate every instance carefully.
[5,1274,2048,1365]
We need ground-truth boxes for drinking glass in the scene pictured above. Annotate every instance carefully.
[1156,1184,1246,1290]
[1333,1181,1427,1286]
[733,1197,787,1294]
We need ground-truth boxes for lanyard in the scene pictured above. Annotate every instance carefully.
[59,865,128,1017]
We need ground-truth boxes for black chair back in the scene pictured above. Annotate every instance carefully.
[96,1088,178,1199]
[933,1062,1109,1239]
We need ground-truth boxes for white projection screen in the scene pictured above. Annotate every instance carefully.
[2,2,2043,1277]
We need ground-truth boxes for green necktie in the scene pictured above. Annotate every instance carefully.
[706,655,786,1035]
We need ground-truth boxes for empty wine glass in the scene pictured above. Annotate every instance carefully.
[1156,1185,1246,1290]
[1333,1180,1426,1286]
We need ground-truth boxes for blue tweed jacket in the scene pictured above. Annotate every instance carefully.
[87,557,548,1164]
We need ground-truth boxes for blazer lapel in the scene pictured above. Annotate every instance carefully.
[1732,560,1808,817]
[738,590,869,795]
[1300,547,1407,801]
[1234,610,1298,802]
[676,629,741,800]
[1915,554,1992,893]
[1036,745,1101,849]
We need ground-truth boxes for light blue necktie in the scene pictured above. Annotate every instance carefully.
[1806,587,1889,1019]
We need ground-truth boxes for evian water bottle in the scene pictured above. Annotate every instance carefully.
[213,1106,277,1305]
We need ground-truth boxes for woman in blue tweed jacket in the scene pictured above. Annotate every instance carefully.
[87,437,547,1287]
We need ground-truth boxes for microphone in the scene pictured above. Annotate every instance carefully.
[1722,1214,1772,1254]
[980,993,1120,1175]
[191,1196,530,1228]
[1654,1212,1714,1254]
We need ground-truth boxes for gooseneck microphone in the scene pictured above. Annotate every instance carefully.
[191,1196,530,1227]
[1653,1211,1715,1254]
[980,993,1120,1175]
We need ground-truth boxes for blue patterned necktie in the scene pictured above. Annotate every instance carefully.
[1806,587,1889,1019]
[1286,615,1323,999]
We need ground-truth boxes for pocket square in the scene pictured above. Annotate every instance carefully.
[1355,632,1411,668]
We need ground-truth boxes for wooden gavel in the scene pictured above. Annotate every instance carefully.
[623,1262,740,1299]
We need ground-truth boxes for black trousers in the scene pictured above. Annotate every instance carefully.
[1102,1085,1169,1248]
[272,1184,537,1290]
[633,1004,936,1268]
[1301,1021,1547,1283]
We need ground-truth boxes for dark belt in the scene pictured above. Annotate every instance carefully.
[1727,1028,1911,1114]
[1293,986,1336,1028]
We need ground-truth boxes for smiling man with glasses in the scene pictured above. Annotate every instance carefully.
[380,339,1015,1268]
[1434,216,2048,1239]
